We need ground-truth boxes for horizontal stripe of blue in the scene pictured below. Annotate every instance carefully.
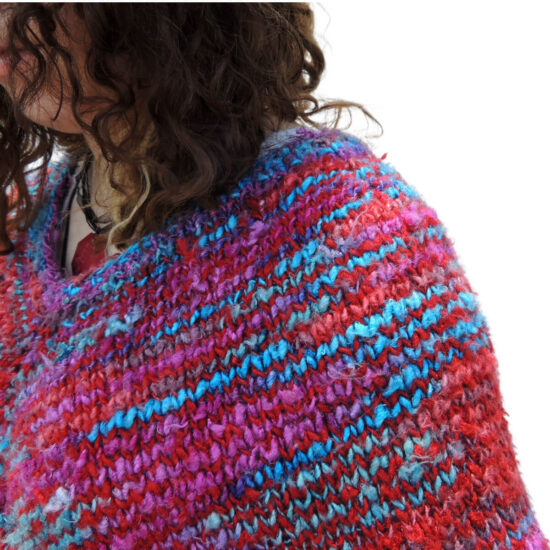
[244,411,532,545]
[4,496,100,549]
[207,325,486,538]
[251,313,485,487]
[215,456,456,545]
[87,281,482,443]
[82,175,403,305]
[197,160,419,248]
[148,218,446,348]
[114,180,435,345]
[230,135,375,198]
[62,144,418,302]
[61,136,355,296]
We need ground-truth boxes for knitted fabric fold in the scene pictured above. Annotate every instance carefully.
[0,125,547,549]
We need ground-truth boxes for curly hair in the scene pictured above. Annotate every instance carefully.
[0,2,383,256]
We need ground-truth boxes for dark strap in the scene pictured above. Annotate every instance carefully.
[58,166,81,273]
[75,155,113,234]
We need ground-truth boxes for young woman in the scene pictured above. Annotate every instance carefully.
[0,3,547,549]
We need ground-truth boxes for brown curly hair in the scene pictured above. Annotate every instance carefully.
[0,2,382,257]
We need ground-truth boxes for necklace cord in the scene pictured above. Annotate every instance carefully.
[75,155,113,235]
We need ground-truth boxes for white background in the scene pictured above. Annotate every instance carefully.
[312,0,550,535]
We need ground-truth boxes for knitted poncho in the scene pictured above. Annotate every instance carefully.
[0,125,547,549]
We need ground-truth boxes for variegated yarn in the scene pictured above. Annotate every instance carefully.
[0,124,547,549]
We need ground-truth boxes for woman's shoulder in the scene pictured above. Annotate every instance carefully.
[248,124,434,227]
[219,126,548,546]
[240,124,466,297]
[2,126,546,548]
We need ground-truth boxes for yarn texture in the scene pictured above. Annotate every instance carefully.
[0,125,547,549]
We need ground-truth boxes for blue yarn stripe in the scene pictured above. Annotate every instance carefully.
[87,282,483,442]
[147,220,447,347]
[197,162,419,248]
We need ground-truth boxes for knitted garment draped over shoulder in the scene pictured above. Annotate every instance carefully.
[0,125,547,550]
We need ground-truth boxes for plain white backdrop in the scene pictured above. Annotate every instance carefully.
[311,0,550,535]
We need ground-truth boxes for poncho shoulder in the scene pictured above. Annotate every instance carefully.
[0,125,547,549]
